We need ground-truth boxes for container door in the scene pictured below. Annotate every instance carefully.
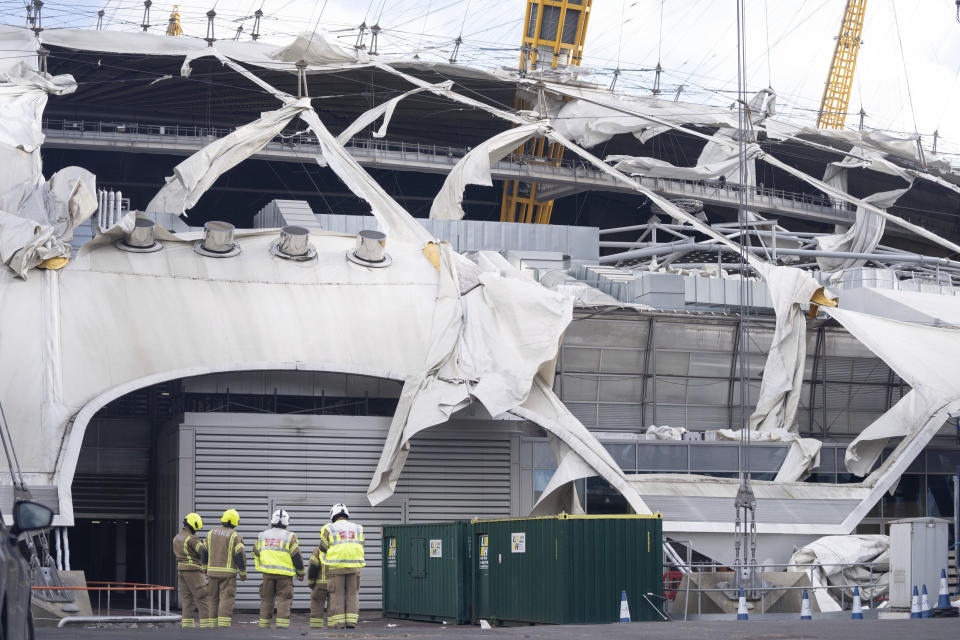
[474,533,490,620]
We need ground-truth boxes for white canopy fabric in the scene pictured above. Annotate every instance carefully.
[335,81,453,146]
[0,60,97,278]
[145,99,312,216]
[430,123,546,220]
[789,535,890,609]
[825,307,960,476]
[268,31,368,66]
[713,428,822,482]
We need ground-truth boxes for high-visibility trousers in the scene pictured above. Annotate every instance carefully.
[258,574,294,628]
[207,575,237,628]
[327,571,360,628]
[310,582,329,628]
[177,570,209,629]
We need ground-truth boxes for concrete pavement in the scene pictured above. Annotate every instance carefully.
[36,614,960,639]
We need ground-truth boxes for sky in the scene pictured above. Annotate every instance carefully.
[4,0,960,155]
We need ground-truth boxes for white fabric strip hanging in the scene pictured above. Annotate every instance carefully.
[145,99,312,216]
[429,123,546,220]
[336,81,453,145]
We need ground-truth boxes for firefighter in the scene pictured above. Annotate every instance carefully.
[253,509,304,629]
[204,508,247,628]
[307,542,329,628]
[319,503,365,629]
[172,512,210,629]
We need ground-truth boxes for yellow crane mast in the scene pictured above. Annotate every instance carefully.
[166,5,183,36]
[816,0,867,129]
[500,0,592,224]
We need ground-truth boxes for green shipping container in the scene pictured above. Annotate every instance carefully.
[381,521,473,624]
[473,514,663,625]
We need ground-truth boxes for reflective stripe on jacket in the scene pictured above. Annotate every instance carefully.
[307,544,328,586]
[319,520,365,569]
[205,525,247,579]
[173,527,206,571]
[254,527,304,577]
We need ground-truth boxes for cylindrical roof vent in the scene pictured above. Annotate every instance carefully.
[271,225,316,261]
[194,220,240,257]
[116,218,163,253]
[347,229,391,268]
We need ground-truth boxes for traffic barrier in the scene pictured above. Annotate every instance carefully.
[851,586,863,619]
[910,585,921,619]
[619,590,631,623]
[800,589,812,620]
[736,588,748,621]
[921,585,931,618]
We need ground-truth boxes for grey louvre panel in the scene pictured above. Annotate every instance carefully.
[526,3,538,37]
[189,415,514,610]
[561,8,580,44]
[72,475,145,518]
[538,5,562,40]
[0,485,59,515]
[596,403,644,430]
[641,496,858,525]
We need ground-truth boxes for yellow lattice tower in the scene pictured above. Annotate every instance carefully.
[166,5,183,36]
[500,0,592,224]
[816,0,867,129]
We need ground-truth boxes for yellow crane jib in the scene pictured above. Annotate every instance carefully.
[500,0,592,225]
[816,0,867,130]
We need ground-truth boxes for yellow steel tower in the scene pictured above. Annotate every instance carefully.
[816,0,867,129]
[500,0,592,224]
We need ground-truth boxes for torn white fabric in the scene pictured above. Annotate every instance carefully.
[45,167,98,240]
[430,123,545,220]
[789,535,890,604]
[530,435,589,516]
[537,270,620,306]
[545,83,740,147]
[519,376,650,515]
[145,99,312,216]
[0,62,76,152]
[825,307,960,476]
[760,152,960,258]
[268,30,366,65]
[748,264,824,433]
[646,425,687,440]
[336,81,453,145]
[0,212,70,278]
[299,108,435,246]
[814,185,909,273]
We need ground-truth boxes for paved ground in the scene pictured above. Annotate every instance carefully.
[35,613,960,639]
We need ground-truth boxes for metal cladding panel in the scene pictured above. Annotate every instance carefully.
[188,415,514,611]
[639,495,857,525]
[381,521,472,623]
[72,475,146,518]
[473,516,663,625]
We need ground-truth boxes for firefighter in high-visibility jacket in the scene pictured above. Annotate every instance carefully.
[318,503,365,629]
[253,509,305,629]
[307,543,329,628]
[172,512,210,629]
[204,508,247,628]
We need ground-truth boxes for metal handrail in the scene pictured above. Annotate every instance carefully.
[41,118,854,213]
[35,580,176,623]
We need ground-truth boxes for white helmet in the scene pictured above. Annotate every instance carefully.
[270,508,290,528]
[329,503,350,521]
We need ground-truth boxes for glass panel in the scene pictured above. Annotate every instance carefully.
[561,8,580,44]
[532,442,555,469]
[806,473,838,484]
[690,444,738,472]
[746,445,789,472]
[856,522,883,534]
[538,5,562,40]
[927,475,954,518]
[637,443,687,472]
[526,5,538,38]
[533,469,553,503]
[882,475,924,519]
[586,477,630,514]
[928,450,960,474]
[603,443,637,472]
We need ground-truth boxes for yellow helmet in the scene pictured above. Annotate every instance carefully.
[221,508,240,527]
[184,512,203,531]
